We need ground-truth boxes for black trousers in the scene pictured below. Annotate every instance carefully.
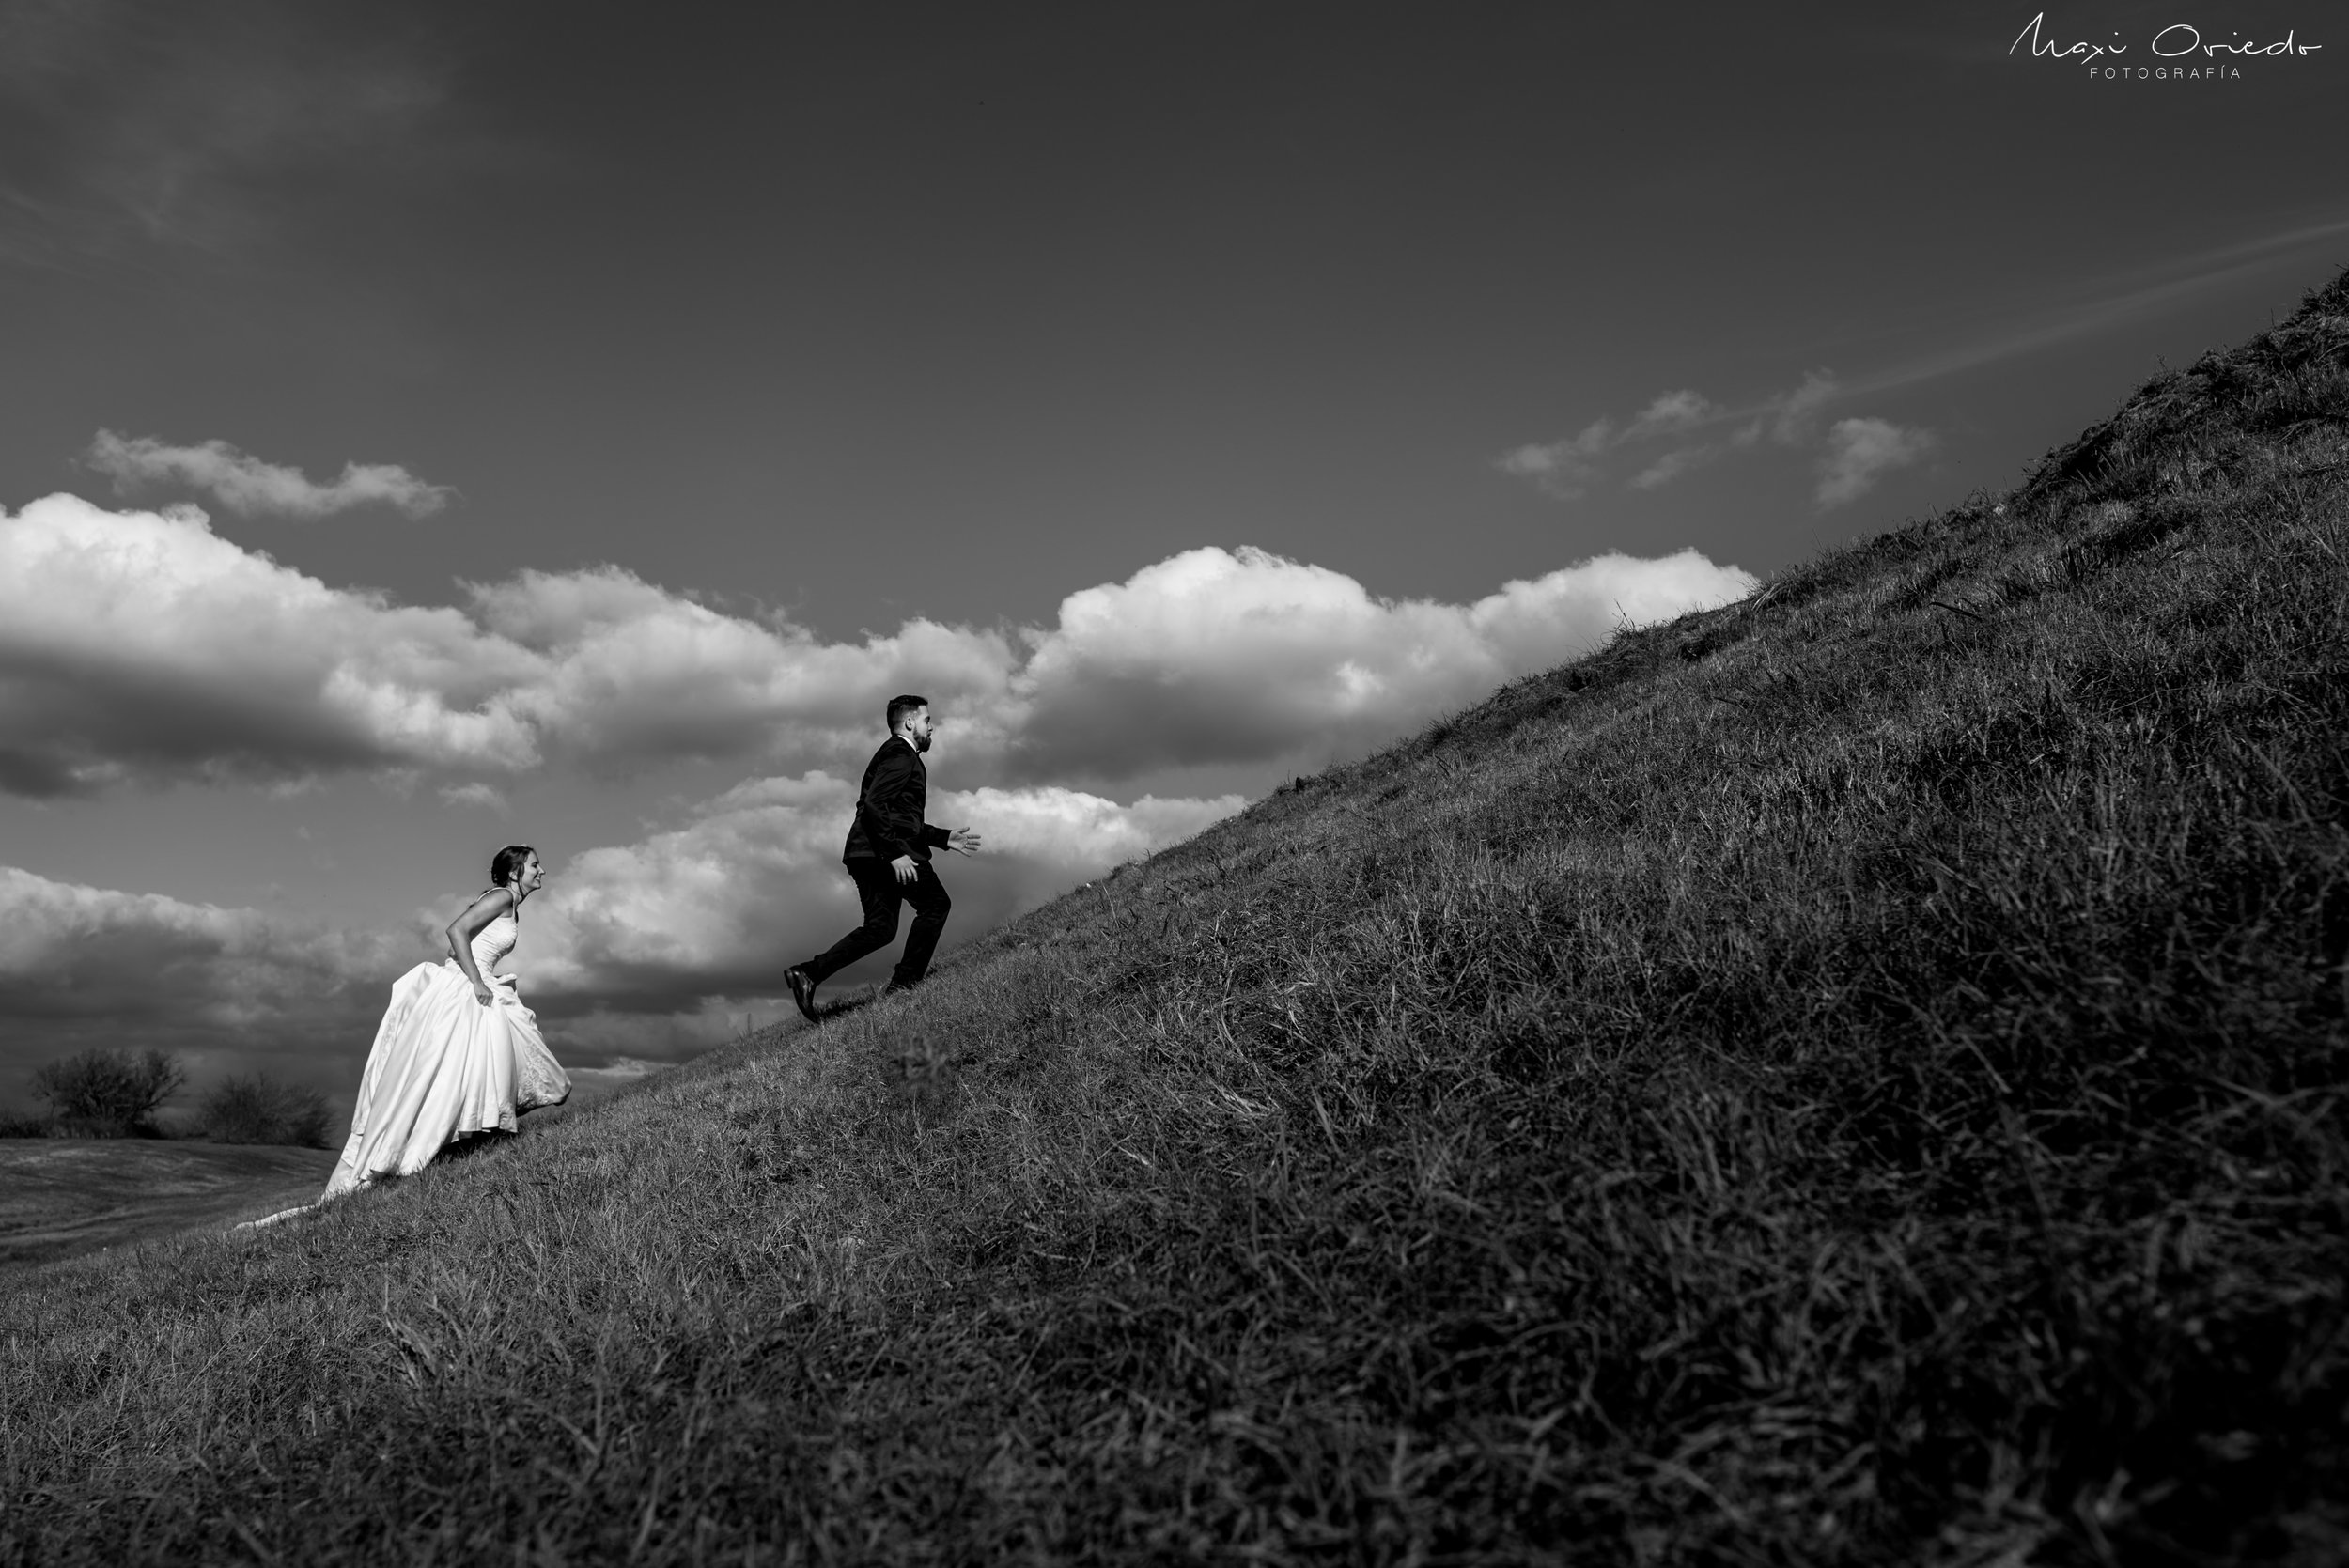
[800,857,952,989]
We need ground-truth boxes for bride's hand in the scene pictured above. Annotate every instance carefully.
[473,982,496,1007]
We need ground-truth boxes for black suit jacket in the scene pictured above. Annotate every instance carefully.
[844,736,951,864]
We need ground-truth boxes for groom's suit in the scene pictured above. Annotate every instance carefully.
[842,735,951,867]
[799,736,955,990]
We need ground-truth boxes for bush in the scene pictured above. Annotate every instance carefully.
[28,1048,183,1138]
[199,1074,334,1147]
[0,1105,55,1138]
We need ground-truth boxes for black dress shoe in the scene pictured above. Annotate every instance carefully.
[786,968,819,1023]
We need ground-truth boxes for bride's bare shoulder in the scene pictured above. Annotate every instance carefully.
[450,884,518,927]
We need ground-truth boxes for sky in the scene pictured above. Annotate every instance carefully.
[2,0,2342,1115]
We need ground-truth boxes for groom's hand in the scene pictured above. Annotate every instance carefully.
[891,855,919,884]
[947,827,982,855]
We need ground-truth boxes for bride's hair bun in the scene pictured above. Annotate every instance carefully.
[490,845,537,889]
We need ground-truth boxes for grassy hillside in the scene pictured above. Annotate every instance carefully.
[7,273,2346,1565]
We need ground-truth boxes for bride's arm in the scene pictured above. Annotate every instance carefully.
[445,888,516,1006]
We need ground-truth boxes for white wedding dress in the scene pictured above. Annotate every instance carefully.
[320,910,570,1199]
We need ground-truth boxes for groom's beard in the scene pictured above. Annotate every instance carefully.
[914,732,931,753]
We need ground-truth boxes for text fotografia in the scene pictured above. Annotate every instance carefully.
[2010,12,2321,79]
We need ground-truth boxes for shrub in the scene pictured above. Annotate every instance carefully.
[199,1074,334,1147]
[0,1105,55,1138]
[28,1048,183,1138]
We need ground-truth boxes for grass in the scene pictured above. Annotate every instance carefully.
[5,271,2347,1564]
[0,1140,338,1272]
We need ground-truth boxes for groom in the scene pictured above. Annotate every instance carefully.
[786,694,982,1020]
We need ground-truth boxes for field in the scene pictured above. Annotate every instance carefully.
[0,1064,656,1275]
[5,273,2346,1564]
[0,1141,338,1272]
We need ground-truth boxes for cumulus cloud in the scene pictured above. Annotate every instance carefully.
[0,493,540,795]
[1816,417,1937,507]
[466,566,1021,770]
[2,493,1755,800]
[939,785,1246,892]
[0,777,1243,1090]
[510,773,1243,1021]
[0,506,1757,1076]
[86,430,453,519]
[0,867,389,1017]
[1006,545,1757,783]
[0,865,417,1100]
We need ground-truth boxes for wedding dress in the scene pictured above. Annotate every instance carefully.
[320,909,569,1198]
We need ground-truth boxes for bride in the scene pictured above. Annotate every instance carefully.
[320,845,571,1198]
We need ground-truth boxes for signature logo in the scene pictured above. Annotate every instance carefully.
[2011,12,2322,77]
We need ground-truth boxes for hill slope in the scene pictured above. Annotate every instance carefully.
[7,274,2347,1565]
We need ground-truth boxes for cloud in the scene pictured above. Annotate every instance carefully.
[1626,389,1717,438]
[1733,371,1841,447]
[465,566,1022,771]
[1465,549,1757,670]
[1006,545,1757,783]
[1502,374,1838,497]
[0,864,417,1103]
[2,493,1756,800]
[438,782,508,813]
[1496,419,1614,499]
[0,867,390,1019]
[1629,445,1720,489]
[1838,215,2349,401]
[0,778,1245,1093]
[1815,417,1937,507]
[1497,213,2349,501]
[0,510,1755,1074]
[567,1056,661,1088]
[1503,371,1940,507]
[506,772,1244,1022]
[940,785,1247,891]
[86,431,454,519]
[0,493,540,795]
